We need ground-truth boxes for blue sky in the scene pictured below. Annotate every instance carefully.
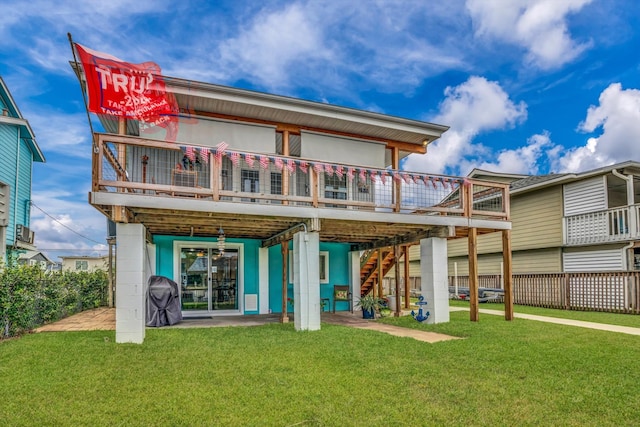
[2,0,640,260]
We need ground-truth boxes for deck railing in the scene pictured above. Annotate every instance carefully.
[449,272,640,314]
[565,205,640,245]
[94,133,509,220]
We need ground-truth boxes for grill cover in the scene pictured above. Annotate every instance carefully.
[146,275,183,327]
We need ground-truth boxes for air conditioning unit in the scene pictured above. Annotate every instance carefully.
[16,224,35,244]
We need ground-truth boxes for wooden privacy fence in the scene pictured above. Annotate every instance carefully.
[448,271,640,314]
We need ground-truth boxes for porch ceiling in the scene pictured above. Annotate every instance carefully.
[97,205,499,249]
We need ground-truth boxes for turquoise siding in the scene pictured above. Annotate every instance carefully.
[153,235,351,314]
[0,124,35,246]
[153,235,261,314]
[268,241,351,313]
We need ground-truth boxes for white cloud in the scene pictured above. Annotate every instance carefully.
[466,0,593,69]
[217,3,331,89]
[552,83,640,172]
[465,132,554,175]
[403,76,527,174]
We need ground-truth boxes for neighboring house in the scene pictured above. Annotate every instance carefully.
[445,161,640,275]
[0,76,46,264]
[76,68,511,343]
[60,255,109,272]
[17,250,55,271]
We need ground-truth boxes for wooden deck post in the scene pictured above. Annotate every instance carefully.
[403,245,410,309]
[394,245,401,316]
[468,228,479,322]
[502,229,513,320]
[282,130,290,206]
[377,248,383,298]
[281,241,289,323]
[392,146,400,212]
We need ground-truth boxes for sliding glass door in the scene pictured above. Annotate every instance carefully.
[179,246,238,313]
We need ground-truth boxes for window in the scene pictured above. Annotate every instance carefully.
[271,172,282,195]
[289,251,329,284]
[76,260,88,271]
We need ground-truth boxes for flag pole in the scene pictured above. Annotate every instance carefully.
[66,33,97,148]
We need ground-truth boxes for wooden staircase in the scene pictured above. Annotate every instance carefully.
[360,249,397,296]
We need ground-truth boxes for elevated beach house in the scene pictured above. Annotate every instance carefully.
[73,51,512,343]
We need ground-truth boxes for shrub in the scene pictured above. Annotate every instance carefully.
[0,265,109,338]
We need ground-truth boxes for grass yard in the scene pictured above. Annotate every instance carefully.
[1,311,640,426]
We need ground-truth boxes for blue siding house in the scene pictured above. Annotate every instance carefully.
[0,77,45,264]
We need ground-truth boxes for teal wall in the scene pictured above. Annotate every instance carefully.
[268,241,351,313]
[153,235,352,314]
[153,235,261,314]
[0,123,34,246]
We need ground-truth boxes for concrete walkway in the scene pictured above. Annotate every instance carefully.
[37,306,640,340]
[450,306,640,336]
[35,308,458,343]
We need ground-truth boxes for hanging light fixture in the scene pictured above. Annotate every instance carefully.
[217,226,225,255]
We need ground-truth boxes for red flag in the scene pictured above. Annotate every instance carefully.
[287,159,296,174]
[230,151,240,167]
[401,173,411,184]
[335,165,344,179]
[199,147,209,164]
[324,164,334,176]
[381,170,389,185]
[393,171,402,184]
[299,161,308,174]
[359,169,367,184]
[347,167,355,181]
[314,163,324,175]
[185,146,196,163]
[275,157,284,170]
[369,170,377,183]
[260,155,270,169]
[245,153,255,168]
[215,141,229,162]
[74,43,179,141]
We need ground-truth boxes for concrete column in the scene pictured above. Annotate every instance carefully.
[420,237,449,324]
[349,250,360,311]
[115,223,147,344]
[292,231,320,331]
[258,247,269,314]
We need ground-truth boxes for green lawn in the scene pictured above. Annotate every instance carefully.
[1,311,640,426]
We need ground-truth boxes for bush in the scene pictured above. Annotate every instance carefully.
[0,265,109,338]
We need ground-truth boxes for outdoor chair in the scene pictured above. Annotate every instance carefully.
[332,285,352,313]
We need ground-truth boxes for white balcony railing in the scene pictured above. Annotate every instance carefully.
[93,133,510,221]
[565,205,640,245]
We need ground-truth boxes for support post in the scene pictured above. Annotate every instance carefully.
[377,248,383,298]
[292,231,320,331]
[502,230,514,320]
[420,237,449,323]
[394,245,401,316]
[403,245,410,309]
[468,228,479,322]
[115,223,147,344]
[281,241,289,323]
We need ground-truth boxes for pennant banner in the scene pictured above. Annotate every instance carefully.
[74,43,179,141]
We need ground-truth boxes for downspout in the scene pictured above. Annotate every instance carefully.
[612,169,636,271]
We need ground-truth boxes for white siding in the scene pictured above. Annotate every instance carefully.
[300,131,386,168]
[563,249,623,272]
[142,117,276,153]
[564,177,607,216]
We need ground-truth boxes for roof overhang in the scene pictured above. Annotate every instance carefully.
[163,76,448,148]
